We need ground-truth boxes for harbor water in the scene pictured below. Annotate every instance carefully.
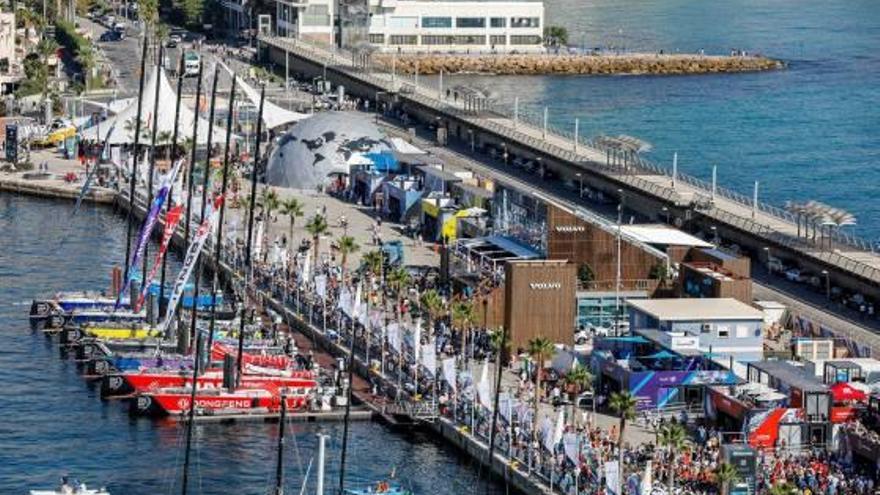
[452,0,880,240]
[0,192,505,494]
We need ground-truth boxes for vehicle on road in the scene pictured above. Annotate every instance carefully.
[183,51,200,76]
[99,30,124,42]
[785,268,807,283]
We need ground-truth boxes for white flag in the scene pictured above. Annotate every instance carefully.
[563,433,580,464]
[552,408,565,447]
[442,357,457,393]
[477,361,492,410]
[353,283,362,318]
[253,219,263,261]
[413,318,422,364]
[387,323,401,352]
[337,287,352,315]
[301,254,311,287]
[498,393,514,423]
[420,339,436,376]
[605,461,620,495]
[314,274,327,298]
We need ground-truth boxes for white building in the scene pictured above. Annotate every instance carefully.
[274,0,545,52]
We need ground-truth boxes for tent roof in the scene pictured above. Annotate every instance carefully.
[218,61,309,130]
[79,66,232,146]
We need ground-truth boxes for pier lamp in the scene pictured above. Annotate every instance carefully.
[822,270,831,300]
[661,206,669,224]
[576,173,583,197]
[762,247,771,273]
[467,129,474,152]
[710,226,718,245]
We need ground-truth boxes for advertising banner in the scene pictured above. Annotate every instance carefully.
[134,204,184,312]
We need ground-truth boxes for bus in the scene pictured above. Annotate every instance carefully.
[183,51,200,77]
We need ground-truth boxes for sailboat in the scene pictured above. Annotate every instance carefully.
[30,477,110,495]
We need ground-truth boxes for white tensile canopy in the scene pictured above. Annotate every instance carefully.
[80,66,232,145]
[217,61,309,130]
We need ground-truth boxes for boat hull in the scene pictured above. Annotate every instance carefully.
[131,390,310,416]
[107,372,315,399]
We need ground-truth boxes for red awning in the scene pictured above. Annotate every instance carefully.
[830,382,868,403]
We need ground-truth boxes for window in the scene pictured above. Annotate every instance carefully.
[389,35,418,45]
[369,33,385,44]
[509,35,541,45]
[422,35,455,45]
[388,16,418,28]
[717,326,730,338]
[510,17,540,28]
[701,323,711,334]
[490,35,506,46]
[455,35,486,45]
[490,17,506,28]
[421,16,452,28]
[736,325,749,338]
[456,17,485,28]
[302,5,330,26]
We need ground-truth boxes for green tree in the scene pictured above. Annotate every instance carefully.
[304,214,329,267]
[609,391,637,495]
[258,187,280,262]
[577,263,594,287]
[336,235,359,279]
[181,0,204,28]
[279,197,304,262]
[527,336,555,455]
[543,25,568,47]
[566,364,592,399]
[715,462,741,495]
[451,299,474,362]
[361,249,384,280]
[36,38,59,98]
[419,289,444,336]
[658,423,688,494]
[387,266,411,317]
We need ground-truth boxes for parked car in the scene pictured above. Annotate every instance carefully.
[575,391,595,410]
[785,268,807,283]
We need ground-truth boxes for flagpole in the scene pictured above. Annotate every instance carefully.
[207,73,236,355]
[238,83,265,380]
[142,46,164,294]
[183,59,204,256]
[485,325,507,494]
[187,64,220,352]
[122,35,149,301]
[159,52,186,317]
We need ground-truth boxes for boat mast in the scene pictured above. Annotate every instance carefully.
[142,46,164,294]
[274,394,288,495]
[158,53,186,317]
[485,325,507,494]
[183,60,204,256]
[206,75,237,353]
[122,36,149,298]
[238,84,265,382]
[187,65,220,350]
[181,329,203,495]
[337,329,356,495]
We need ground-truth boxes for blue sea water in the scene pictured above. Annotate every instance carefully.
[0,193,502,494]
[453,0,880,239]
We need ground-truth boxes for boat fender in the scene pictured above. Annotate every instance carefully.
[48,314,65,329]
[94,360,109,375]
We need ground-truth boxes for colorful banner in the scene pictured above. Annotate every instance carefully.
[118,159,184,306]
[158,194,223,336]
[420,339,436,376]
[134,204,184,312]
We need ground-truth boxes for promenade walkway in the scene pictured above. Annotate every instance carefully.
[259,35,880,287]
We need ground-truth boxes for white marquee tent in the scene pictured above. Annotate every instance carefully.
[80,65,232,146]
[217,61,309,130]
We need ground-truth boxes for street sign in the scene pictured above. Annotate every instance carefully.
[5,123,17,165]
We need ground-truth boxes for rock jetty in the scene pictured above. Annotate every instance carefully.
[373,53,783,76]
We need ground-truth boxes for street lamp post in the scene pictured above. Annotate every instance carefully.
[615,189,623,336]
[661,207,669,224]
[576,173,583,198]
[711,226,718,245]
[822,270,830,300]
[763,247,771,273]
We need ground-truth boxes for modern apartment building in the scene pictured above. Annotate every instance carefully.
[273,0,545,52]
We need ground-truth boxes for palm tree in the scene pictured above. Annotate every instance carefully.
[609,391,637,495]
[361,249,384,280]
[36,38,58,99]
[451,299,474,361]
[658,423,688,494]
[387,266,411,317]
[715,462,740,495]
[259,187,280,262]
[527,336,555,457]
[304,214,329,267]
[420,289,444,336]
[280,197,304,261]
[336,235,360,279]
[566,364,592,401]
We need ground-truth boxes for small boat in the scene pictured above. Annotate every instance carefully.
[30,476,110,495]
[343,483,412,495]
[132,385,313,416]
[59,324,159,345]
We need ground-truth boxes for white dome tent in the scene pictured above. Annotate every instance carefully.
[216,61,310,130]
[79,65,232,146]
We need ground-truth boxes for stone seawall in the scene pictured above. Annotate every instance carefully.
[373,53,783,76]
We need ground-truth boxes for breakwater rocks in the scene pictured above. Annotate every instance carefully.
[373,53,783,76]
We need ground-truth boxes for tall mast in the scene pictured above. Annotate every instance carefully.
[159,53,186,315]
[181,329,203,495]
[142,46,164,294]
[122,36,149,297]
[183,59,205,256]
[206,74,237,353]
[238,84,265,380]
[485,325,507,494]
[338,329,356,495]
[274,394,288,495]
[187,65,220,350]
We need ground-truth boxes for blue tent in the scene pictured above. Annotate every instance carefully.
[365,151,400,173]
[643,350,678,359]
